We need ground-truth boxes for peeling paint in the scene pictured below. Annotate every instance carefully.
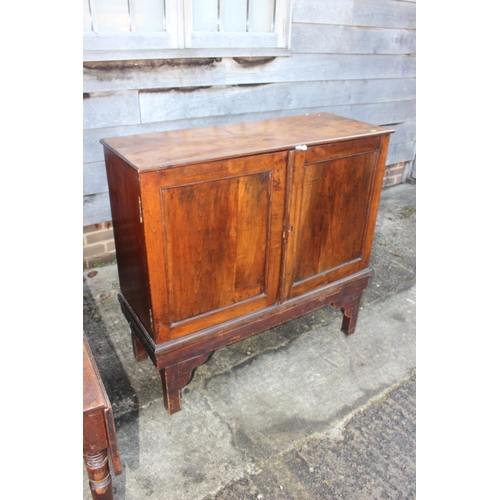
[83,90,134,99]
[233,57,276,67]
[234,83,271,88]
[84,58,222,72]
[140,86,213,94]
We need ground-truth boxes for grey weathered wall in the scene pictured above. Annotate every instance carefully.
[83,0,416,226]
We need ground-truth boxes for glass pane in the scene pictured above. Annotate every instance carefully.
[224,0,247,32]
[134,0,165,32]
[251,0,275,32]
[193,0,218,32]
[83,0,92,32]
[95,0,130,33]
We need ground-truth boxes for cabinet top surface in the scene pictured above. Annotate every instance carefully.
[101,113,393,171]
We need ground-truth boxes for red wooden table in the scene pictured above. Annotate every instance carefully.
[83,332,122,499]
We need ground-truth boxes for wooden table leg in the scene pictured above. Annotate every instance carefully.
[84,449,114,500]
[84,333,121,499]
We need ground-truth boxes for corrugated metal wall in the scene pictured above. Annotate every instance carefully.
[83,0,416,226]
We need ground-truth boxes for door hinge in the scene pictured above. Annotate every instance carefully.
[149,309,154,331]
[283,226,293,240]
[138,196,143,223]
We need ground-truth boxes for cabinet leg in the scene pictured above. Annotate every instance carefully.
[159,353,211,414]
[332,286,364,336]
[84,449,114,500]
[131,330,148,362]
[160,366,182,414]
[340,305,359,336]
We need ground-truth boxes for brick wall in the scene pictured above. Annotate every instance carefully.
[382,161,407,187]
[83,221,116,269]
[83,162,413,268]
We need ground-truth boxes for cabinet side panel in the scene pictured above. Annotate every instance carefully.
[358,133,392,270]
[104,149,152,335]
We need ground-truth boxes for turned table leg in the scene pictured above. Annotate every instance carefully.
[84,334,121,499]
[84,449,113,500]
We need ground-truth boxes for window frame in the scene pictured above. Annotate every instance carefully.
[83,0,292,61]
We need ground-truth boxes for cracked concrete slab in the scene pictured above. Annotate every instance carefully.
[112,391,257,500]
[206,374,416,500]
[197,286,415,462]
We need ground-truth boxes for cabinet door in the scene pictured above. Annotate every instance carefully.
[158,152,287,339]
[281,136,386,301]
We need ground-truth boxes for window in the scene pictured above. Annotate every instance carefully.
[83,0,291,60]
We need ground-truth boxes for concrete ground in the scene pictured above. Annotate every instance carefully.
[83,182,416,500]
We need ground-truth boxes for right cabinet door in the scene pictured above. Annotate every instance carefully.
[281,136,386,301]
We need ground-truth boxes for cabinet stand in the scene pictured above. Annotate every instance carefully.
[120,270,370,414]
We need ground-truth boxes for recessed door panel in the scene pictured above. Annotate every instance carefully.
[294,152,377,280]
[165,173,269,321]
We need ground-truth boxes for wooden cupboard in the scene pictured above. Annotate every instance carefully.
[101,113,393,414]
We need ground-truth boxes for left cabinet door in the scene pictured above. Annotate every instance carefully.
[154,151,288,340]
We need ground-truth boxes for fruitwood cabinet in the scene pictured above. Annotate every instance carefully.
[101,113,393,414]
